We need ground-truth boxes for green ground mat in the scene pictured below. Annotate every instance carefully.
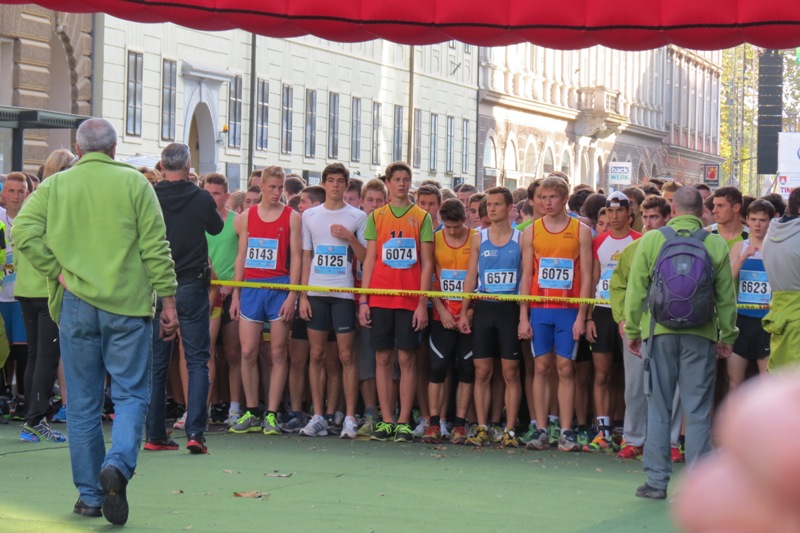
[0,423,681,532]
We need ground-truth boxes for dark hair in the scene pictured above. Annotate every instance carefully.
[458,184,478,195]
[573,183,594,193]
[512,187,528,204]
[384,161,412,180]
[693,183,712,193]
[567,188,592,213]
[622,185,646,205]
[246,185,261,194]
[713,185,743,207]
[485,186,513,206]
[302,185,326,205]
[526,177,544,200]
[661,180,684,194]
[639,183,661,196]
[746,198,776,219]
[439,198,467,223]
[704,194,715,213]
[322,162,350,183]
[521,200,534,216]
[469,192,486,205]
[648,177,666,189]
[788,187,800,217]
[760,192,786,217]
[284,175,305,195]
[202,172,228,193]
[741,195,755,219]
[420,179,442,189]
[581,193,607,224]
[346,177,363,196]
[416,184,442,204]
[288,195,302,212]
[478,197,488,218]
[641,195,671,218]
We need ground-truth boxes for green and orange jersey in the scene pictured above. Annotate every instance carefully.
[432,227,475,321]
[365,203,433,311]
[531,216,582,309]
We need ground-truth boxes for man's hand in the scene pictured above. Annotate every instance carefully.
[412,304,428,332]
[358,303,371,328]
[330,224,355,242]
[458,313,471,334]
[277,293,297,322]
[299,294,313,321]
[716,342,733,359]
[618,319,626,340]
[518,319,532,340]
[439,309,458,330]
[572,316,586,341]
[627,336,643,357]
[229,293,241,320]
[57,272,69,291]
[159,297,179,341]
[584,319,597,343]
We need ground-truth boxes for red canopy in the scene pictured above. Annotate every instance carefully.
[6,0,800,50]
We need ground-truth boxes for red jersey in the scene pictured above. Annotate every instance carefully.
[243,205,293,279]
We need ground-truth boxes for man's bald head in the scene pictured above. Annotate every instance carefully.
[673,186,703,218]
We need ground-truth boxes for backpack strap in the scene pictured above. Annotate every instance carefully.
[691,228,710,241]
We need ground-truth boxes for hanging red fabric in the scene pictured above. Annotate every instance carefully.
[4,0,800,50]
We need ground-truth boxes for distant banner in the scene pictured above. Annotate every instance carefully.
[776,173,800,200]
[608,162,632,187]
[703,164,720,187]
[778,132,800,173]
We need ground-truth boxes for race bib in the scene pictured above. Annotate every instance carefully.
[440,269,467,300]
[738,270,771,304]
[245,238,278,270]
[538,257,574,290]
[313,245,347,275]
[484,269,517,293]
[382,238,417,269]
[597,268,613,301]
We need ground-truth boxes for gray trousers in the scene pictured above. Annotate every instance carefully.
[643,334,716,490]
[622,336,683,447]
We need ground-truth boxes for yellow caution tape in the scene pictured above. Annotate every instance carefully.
[211,280,770,310]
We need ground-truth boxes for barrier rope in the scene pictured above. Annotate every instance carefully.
[211,280,770,310]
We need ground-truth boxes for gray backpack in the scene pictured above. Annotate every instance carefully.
[647,227,716,329]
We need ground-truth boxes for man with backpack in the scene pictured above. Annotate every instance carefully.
[624,186,738,500]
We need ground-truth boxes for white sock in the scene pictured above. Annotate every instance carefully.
[230,402,241,414]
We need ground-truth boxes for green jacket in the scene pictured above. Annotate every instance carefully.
[623,214,738,344]
[763,291,800,371]
[14,245,47,298]
[609,238,641,324]
[12,152,177,322]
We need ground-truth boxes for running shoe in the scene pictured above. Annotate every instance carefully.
[20,420,66,443]
[420,424,441,444]
[583,434,614,453]
[224,410,242,427]
[466,423,479,439]
[52,405,67,423]
[439,419,451,439]
[548,420,560,446]
[576,426,591,448]
[519,423,538,445]
[450,425,468,445]
[617,443,644,460]
[525,428,549,450]
[412,417,429,438]
[186,433,208,454]
[262,412,282,435]
[501,429,520,448]
[333,411,345,429]
[671,445,686,463]
[281,412,308,433]
[173,412,187,430]
[340,416,358,439]
[394,422,414,443]
[370,421,395,442]
[299,415,329,437]
[558,430,580,452]
[143,437,179,451]
[357,415,376,438]
[229,411,262,434]
[466,426,491,447]
[490,424,505,443]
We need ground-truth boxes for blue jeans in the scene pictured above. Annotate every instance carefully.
[59,291,153,507]
[146,278,211,439]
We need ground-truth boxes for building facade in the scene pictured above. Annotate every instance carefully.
[93,16,478,190]
[0,5,92,173]
[477,45,723,191]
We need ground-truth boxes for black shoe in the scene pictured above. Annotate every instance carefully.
[73,498,102,517]
[99,465,129,525]
[635,482,667,500]
[186,433,208,454]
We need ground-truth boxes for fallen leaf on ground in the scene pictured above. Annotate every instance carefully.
[432,445,448,451]
[223,469,233,474]
[265,473,292,478]
[234,491,269,500]
[171,490,184,494]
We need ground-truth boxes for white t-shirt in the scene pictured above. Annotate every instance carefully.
[302,203,367,299]
[0,207,16,302]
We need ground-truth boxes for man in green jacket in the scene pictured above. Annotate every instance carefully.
[12,118,178,526]
[624,186,738,500]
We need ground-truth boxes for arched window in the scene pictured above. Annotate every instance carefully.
[561,149,572,177]
[483,137,497,169]
[543,147,555,174]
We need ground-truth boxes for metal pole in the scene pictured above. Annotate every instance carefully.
[406,45,415,166]
[246,32,257,185]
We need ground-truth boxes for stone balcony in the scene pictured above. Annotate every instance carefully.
[575,86,629,139]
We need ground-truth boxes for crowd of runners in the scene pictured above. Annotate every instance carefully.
[1,138,792,505]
